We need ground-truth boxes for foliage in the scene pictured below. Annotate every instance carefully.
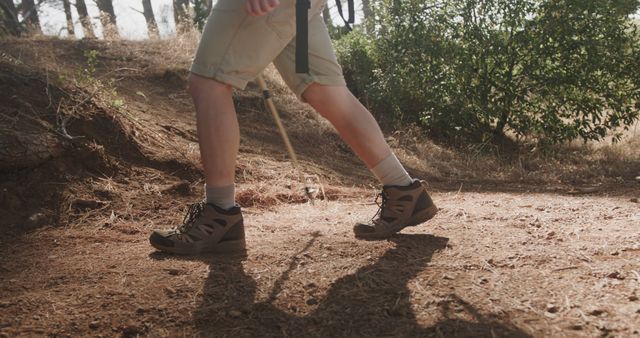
[192,0,213,30]
[336,0,640,145]
[83,49,99,77]
[77,49,128,112]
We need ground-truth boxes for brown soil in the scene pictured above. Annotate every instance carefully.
[1,38,639,338]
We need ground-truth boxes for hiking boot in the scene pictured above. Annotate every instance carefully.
[149,201,246,255]
[354,179,438,239]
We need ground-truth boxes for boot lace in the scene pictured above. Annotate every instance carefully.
[178,201,206,233]
[370,191,389,224]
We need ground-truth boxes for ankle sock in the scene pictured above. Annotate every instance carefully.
[204,183,236,209]
[371,153,413,187]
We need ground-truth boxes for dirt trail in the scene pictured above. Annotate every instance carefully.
[0,38,639,337]
[1,192,639,337]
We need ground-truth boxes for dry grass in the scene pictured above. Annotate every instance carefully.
[390,123,640,191]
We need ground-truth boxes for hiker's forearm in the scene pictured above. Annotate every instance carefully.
[245,0,280,16]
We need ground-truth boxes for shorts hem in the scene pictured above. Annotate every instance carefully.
[190,63,249,90]
[295,75,347,102]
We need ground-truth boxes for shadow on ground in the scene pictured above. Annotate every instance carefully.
[154,234,531,337]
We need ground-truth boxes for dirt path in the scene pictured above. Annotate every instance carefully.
[1,191,638,337]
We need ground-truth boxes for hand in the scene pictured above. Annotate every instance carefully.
[245,0,280,16]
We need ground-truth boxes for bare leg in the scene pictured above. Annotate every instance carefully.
[187,74,239,187]
[302,83,392,168]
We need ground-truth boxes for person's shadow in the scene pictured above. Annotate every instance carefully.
[159,234,531,337]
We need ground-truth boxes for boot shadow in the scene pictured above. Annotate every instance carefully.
[157,233,531,337]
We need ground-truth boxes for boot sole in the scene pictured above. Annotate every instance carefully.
[355,204,439,239]
[150,235,247,255]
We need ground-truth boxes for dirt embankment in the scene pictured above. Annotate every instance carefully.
[0,38,639,338]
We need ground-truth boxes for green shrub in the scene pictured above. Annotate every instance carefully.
[334,31,376,105]
[336,0,640,145]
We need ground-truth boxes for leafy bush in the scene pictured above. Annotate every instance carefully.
[336,0,640,145]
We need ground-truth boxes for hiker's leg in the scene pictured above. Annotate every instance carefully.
[303,85,412,186]
[187,0,303,204]
[302,84,391,169]
[187,74,239,190]
[272,7,390,168]
[273,8,411,186]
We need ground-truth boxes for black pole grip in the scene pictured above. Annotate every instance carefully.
[295,0,310,74]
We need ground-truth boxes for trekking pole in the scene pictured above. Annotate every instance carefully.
[256,74,317,204]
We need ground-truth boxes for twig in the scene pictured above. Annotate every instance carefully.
[56,101,84,140]
[551,266,579,273]
[129,6,144,15]
[96,67,141,80]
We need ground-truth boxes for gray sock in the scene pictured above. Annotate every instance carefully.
[371,153,413,187]
[204,183,236,209]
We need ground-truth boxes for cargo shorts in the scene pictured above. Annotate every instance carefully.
[190,0,346,101]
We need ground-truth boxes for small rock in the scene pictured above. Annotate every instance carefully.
[607,271,625,280]
[589,309,606,316]
[72,199,106,211]
[631,198,639,203]
[598,324,612,332]
[305,282,317,289]
[629,295,638,302]
[120,324,144,336]
[228,310,242,318]
[546,304,559,313]
[306,298,319,306]
[89,321,100,330]
[165,269,183,276]
[161,181,192,196]
[569,324,583,331]
[443,274,455,280]
[24,213,48,229]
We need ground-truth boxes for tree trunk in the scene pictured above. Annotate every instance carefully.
[361,0,373,20]
[20,0,41,34]
[62,0,75,37]
[361,0,374,33]
[142,0,159,39]
[0,0,22,36]
[95,0,118,39]
[322,3,332,28]
[173,0,189,34]
[75,0,95,38]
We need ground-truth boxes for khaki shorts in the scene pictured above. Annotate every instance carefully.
[190,0,346,101]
